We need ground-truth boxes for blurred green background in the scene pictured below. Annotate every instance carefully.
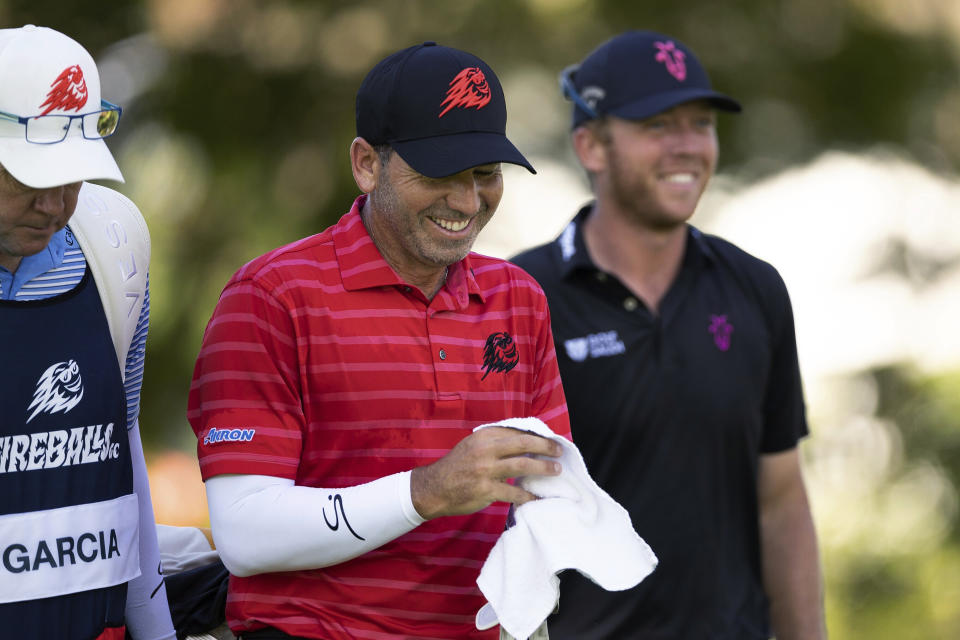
[4,1,960,637]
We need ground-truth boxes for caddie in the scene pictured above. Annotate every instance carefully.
[0,24,176,640]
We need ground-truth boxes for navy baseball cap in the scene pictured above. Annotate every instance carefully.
[356,41,535,178]
[562,30,741,128]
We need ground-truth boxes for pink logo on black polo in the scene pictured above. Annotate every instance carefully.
[654,41,686,82]
[708,314,733,351]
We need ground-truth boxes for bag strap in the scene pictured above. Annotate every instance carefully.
[68,182,150,380]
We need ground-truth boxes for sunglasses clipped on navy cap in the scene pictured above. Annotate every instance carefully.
[356,41,535,178]
[560,30,741,129]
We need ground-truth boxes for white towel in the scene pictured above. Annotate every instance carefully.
[474,417,657,640]
[156,524,219,574]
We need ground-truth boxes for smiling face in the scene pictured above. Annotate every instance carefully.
[0,166,81,273]
[591,101,718,231]
[364,149,503,289]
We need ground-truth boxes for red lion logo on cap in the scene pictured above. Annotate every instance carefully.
[39,65,89,115]
[439,67,491,118]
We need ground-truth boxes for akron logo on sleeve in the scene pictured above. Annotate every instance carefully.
[26,360,84,424]
[203,428,256,445]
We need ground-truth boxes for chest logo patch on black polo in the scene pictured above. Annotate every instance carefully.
[563,330,626,362]
[481,331,519,380]
[708,314,734,351]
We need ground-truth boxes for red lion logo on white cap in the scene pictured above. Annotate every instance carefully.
[39,65,89,115]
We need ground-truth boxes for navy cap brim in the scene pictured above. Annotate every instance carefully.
[606,88,741,124]
[391,131,536,178]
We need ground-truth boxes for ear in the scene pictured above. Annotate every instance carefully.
[350,137,381,193]
[571,125,607,175]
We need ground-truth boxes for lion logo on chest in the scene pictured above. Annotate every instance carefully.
[26,359,84,424]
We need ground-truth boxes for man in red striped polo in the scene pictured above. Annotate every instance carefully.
[188,42,570,640]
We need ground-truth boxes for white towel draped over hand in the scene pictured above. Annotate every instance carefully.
[474,417,658,640]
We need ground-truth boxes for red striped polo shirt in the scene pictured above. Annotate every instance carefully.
[187,195,571,640]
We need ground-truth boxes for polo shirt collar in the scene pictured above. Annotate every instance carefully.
[686,225,718,266]
[333,195,484,306]
[554,203,599,279]
[0,227,68,299]
[555,202,716,280]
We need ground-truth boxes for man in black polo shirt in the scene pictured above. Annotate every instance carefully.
[512,31,826,639]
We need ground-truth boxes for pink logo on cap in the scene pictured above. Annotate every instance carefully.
[654,41,686,82]
[439,67,491,118]
[39,64,89,115]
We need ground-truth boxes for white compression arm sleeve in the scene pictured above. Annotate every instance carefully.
[125,422,176,639]
[204,472,425,577]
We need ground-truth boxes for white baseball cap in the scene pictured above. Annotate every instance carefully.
[0,25,123,188]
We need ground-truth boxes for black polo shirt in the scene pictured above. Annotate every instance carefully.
[511,204,808,640]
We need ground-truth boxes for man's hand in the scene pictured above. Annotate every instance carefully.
[410,427,562,520]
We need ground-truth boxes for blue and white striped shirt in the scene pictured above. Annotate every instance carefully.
[0,226,149,431]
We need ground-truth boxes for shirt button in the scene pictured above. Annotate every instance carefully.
[595,272,608,282]
[623,297,639,311]
[439,349,447,360]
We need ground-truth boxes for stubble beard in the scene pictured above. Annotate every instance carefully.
[607,153,701,234]
[368,172,481,270]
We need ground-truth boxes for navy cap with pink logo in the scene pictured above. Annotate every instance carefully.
[356,41,535,178]
[561,30,741,128]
